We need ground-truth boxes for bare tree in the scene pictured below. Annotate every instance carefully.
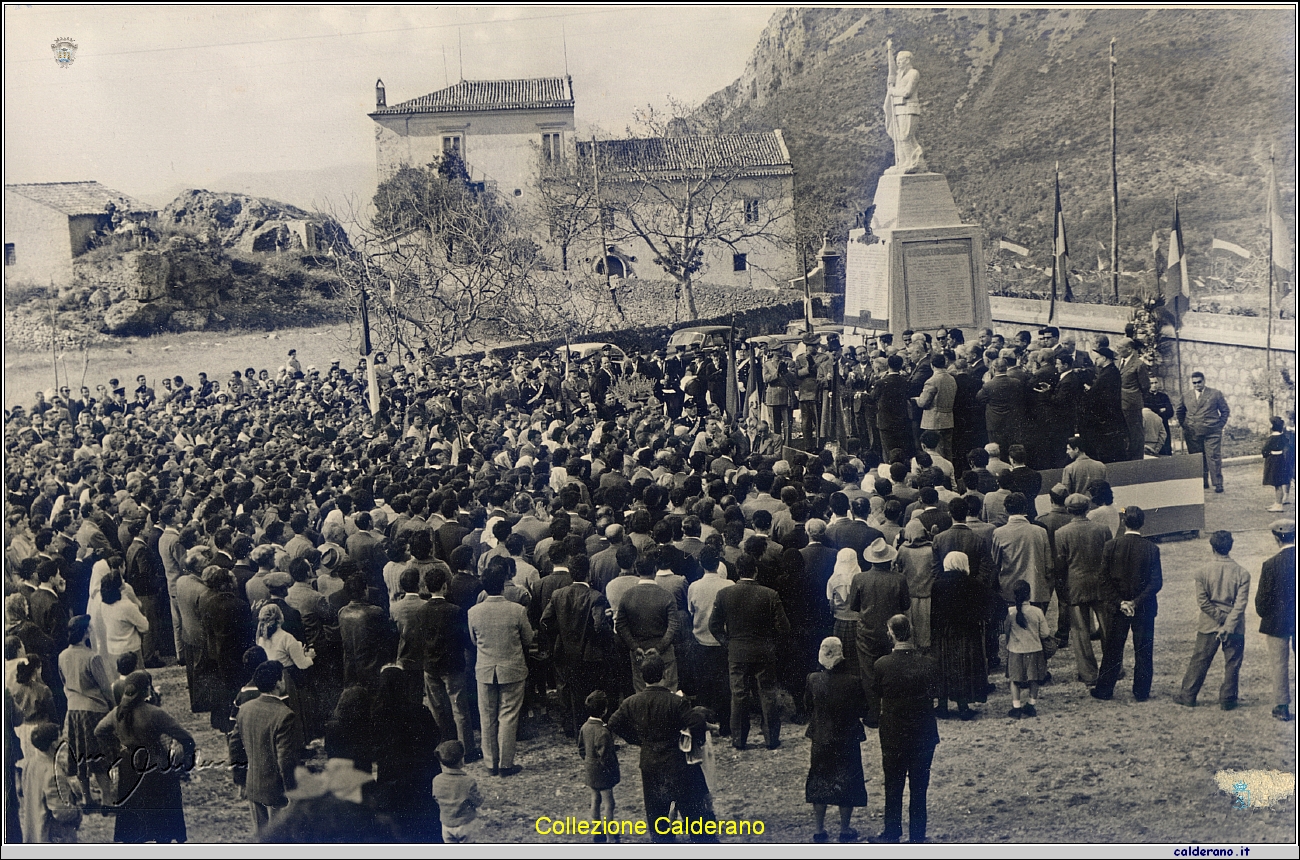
[327,159,548,356]
[583,102,796,319]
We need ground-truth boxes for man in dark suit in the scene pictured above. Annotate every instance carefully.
[976,359,1026,458]
[608,653,712,843]
[801,519,839,640]
[1175,371,1231,493]
[1005,445,1043,520]
[1257,519,1296,721]
[1092,506,1163,701]
[826,494,882,560]
[710,554,790,750]
[1116,338,1150,461]
[616,558,681,692]
[230,660,300,835]
[873,354,913,460]
[411,566,478,760]
[870,614,940,845]
[542,556,612,739]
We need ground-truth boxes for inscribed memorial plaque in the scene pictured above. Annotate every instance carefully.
[901,239,976,330]
[845,236,890,328]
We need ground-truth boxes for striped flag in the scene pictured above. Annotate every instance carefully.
[1268,157,1293,297]
[1211,238,1252,259]
[1050,166,1071,321]
[1166,195,1191,324]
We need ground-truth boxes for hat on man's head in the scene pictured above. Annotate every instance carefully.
[863,537,897,565]
[1269,519,1297,538]
[1065,493,1091,514]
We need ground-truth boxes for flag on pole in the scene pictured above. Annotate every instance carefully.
[744,342,759,422]
[1166,194,1191,323]
[1268,157,1293,296]
[1050,165,1071,321]
[1211,238,1252,259]
[725,319,740,423]
[358,287,373,356]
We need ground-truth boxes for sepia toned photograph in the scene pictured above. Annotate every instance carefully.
[3,4,1296,851]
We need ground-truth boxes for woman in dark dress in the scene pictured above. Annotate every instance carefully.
[94,670,196,843]
[804,636,869,844]
[930,551,988,720]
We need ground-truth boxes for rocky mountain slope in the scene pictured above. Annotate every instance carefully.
[703,8,1296,301]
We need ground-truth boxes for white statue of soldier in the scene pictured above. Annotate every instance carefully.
[883,40,926,174]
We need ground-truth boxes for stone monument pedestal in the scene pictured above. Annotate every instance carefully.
[844,172,991,336]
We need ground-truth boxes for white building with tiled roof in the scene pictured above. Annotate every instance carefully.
[369,76,575,207]
[575,132,796,291]
[4,181,156,286]
[369,76,795,290]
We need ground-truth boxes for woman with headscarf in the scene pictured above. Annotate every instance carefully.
[826,549,863,674]
[256,603,313,724]
[930,551,989,721]
[894,519,935,651]
[804,636,869,844]
[94,670,196,843]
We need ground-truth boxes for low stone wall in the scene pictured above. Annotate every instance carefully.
[989,297,1297,434]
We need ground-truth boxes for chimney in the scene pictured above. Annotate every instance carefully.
[375,79,386,109]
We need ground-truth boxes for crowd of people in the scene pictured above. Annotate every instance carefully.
[3,320,1295,844]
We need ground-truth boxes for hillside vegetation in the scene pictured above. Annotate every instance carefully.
[703,8,1296,306]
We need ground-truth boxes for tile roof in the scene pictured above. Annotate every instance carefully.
[373,77,574,116]
[4,181,155,217]
[576,131,792,178]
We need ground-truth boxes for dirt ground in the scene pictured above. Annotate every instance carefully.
[71,459,1296,845]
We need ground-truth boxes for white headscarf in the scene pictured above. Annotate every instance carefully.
[943,551,970,573]
[818,636,845,670]
[826,547,861,611]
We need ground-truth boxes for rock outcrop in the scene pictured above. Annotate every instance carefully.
[160,189,349,255]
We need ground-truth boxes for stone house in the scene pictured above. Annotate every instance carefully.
[4,181,155,286]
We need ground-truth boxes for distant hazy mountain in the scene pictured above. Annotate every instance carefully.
[703,7,1295,292]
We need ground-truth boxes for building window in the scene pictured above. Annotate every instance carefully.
[744,198,760,224]
[542,132,563,163]
[3,244,13,266]
[601,206,616,232]
[442,135,462,154]
[733,253,748,272]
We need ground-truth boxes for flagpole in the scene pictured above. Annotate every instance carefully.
[1267,146,1276,415]
[1110,38,1120,303]
[1171,191,1186,416]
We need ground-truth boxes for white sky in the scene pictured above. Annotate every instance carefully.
[3,5,777,205]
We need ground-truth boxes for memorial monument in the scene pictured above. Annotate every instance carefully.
[844,40,992,336]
